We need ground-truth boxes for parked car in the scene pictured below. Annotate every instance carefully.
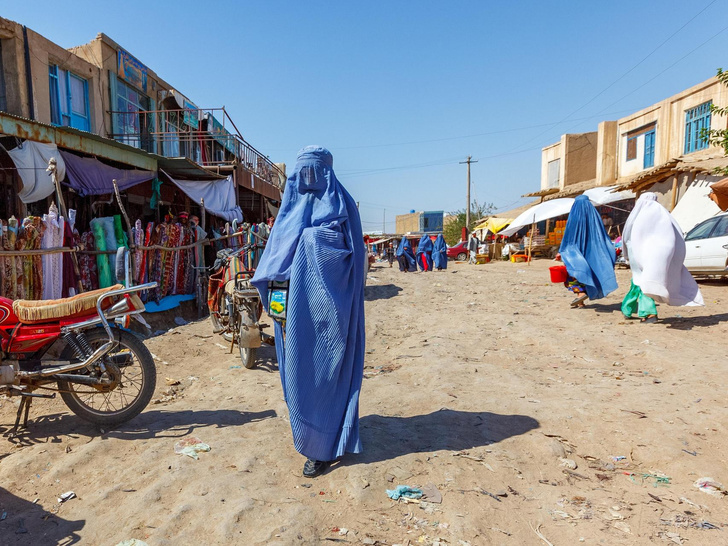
[447,241,468,261]
[684,212,728,276]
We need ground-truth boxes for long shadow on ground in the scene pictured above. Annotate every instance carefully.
[364,284,403,301]
[344,409,539,465]
[659,312,728,330]
[0,488,84,545]
[1,408,277,446]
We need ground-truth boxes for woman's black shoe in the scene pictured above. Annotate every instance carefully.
[303,458,330,478]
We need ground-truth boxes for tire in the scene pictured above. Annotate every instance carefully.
[238,304,259,369]
[457,252,467,261]
[211,291,234,342]
[58,328,157,427]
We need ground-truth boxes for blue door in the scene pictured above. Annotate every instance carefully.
[643,130,655,168]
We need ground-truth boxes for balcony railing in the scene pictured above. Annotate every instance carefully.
[107,106,284,190]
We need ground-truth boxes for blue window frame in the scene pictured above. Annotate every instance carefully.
[684,101,712,154]
[643,129,655,168]
[49,65,90,131]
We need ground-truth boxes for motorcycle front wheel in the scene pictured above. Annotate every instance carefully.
[57,328,156,426]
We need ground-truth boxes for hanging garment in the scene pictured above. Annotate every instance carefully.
[432,234,448,270]
[252,146,365,462]
[62,219,80,297]
[396,237,417,272]
[416,235,434,272]
[623,193,703,306]
[558,195,618,301]
[7,141,66,204]
[132,220,144,284]
[90,217,116,289]
[20,217,44,300]
[78,231,98,292]
[5,218,18,300]
[41,204,65,300]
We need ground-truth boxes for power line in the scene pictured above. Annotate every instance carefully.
[510,0,719,152]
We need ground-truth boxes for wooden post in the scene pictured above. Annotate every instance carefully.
[527,220,535,266]
[669,175,679,211]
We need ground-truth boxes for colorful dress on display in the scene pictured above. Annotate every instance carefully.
[5,218,19,299]
[78,231,99,292]
[20,217,44,300]
[61,215,80,297]
[42,204,65,300]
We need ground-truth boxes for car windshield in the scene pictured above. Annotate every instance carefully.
[685,217,721,241]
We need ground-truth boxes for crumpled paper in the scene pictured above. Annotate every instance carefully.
[174,437,211,460]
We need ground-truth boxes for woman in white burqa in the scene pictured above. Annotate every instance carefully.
[622,193,703,323]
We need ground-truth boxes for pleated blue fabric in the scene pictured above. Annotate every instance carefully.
[416,235,434,271]
[559,195,617,301]
[432,234,448,270]
[252,146,365,461]
[396,237,417,272]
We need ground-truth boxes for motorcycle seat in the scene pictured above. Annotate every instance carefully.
[13,284,124,324]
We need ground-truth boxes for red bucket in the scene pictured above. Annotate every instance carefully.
[549,265,568,283]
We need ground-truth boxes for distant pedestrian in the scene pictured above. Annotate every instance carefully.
[396,237,417,272]
[467,234,480,264]
[252,146,365,478]
[432,234,448,270]
[559,195,618,308]
[386,242,395,268]
[621,192,703,323]
[416,235,434,271]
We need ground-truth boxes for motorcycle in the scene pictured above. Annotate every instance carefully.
[208,246,272,369]
[0,280,158,437]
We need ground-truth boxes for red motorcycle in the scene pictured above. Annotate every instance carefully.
[0,282,157,437]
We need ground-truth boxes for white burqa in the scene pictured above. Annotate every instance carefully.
[623,193,703,306]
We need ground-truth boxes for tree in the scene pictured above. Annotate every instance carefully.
[705,68,728,175]
[443,200,495,246]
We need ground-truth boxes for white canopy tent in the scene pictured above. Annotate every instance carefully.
[583,185,635,205]
[499,198,575,237]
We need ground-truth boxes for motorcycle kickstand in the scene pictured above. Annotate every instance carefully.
[8,392,56,438]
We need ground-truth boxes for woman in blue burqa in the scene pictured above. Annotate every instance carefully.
[396,236,417,272]
[559,195,618,308]
[252,146,365,478]
[432,234,448,270]
[416,234,434,271]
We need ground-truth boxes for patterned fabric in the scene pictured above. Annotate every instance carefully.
[62,220,80,297]
[42,204,65,300]
[78,231,98,293]
[20,217,44,300]
[132,219,144,284]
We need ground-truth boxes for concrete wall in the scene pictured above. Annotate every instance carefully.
[596,121,617,186]
[540,141,562,190]
[0,17,102,129]
[563,132,597,187]
[396,212,421,234]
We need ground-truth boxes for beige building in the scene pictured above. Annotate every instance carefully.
[527,74,728,208]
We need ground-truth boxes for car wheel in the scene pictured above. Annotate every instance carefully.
[457,252,467,261]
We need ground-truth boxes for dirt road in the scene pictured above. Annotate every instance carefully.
[1,259,728,545]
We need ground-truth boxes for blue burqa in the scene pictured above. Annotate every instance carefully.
[396,236,417,272]
[559,195,618,300]
[432,234,448,270]
[416,235,434,271]
[252,146,365,462]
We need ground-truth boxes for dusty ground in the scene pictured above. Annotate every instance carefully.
[1,259,728,545]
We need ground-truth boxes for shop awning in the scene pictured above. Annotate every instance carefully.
[60,151,155,196]
[583,185,634,205]
[161,170,243,223]
[500,198,575,237]
[7,140,66,203]
[671,178,723,233]
[473,216,513,234]
[156,156,226,180]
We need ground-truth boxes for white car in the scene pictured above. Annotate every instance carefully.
[684,212,728,276]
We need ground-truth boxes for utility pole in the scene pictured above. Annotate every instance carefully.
[383,209,385,234]
[459,156,478,235]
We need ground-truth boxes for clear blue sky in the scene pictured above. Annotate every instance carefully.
[4,1,728,232]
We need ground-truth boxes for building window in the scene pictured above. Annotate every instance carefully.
[684,101,712,154]
[49,65,90,131]
[547,159,560,189]
[626,135,637,161]
[114,79,152,151]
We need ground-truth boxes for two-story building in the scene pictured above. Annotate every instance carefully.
[524,75,728,215]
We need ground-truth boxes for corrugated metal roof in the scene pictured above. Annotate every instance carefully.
[0,111,157,171]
